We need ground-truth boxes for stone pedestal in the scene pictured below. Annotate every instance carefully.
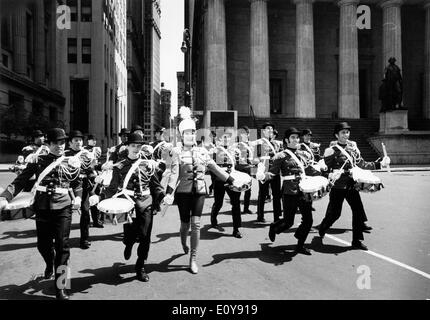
[379,110,409,133]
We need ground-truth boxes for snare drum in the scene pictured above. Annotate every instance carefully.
[299,176,330,202]
[350,167,383,193]
[0,190,35,220]
[228,171,252,192]
[97,198,134,225]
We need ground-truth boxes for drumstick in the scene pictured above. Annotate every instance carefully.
[381,142,391,173]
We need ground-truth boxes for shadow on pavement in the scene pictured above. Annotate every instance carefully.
[0,275,57,300]
[309,236,351,255]
[202,243,297,267]
[0,223,81,241]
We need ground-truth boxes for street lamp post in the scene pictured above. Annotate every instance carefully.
[181,29,191,109]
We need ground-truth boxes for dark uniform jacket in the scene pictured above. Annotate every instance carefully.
[267,147,320,196]
[300,142,321,162]
[324,141,381,189]
[109,143,128,163]
[0,153,83,210]
[102,156,165,211]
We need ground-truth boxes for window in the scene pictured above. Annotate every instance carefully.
[270,79,282,115]
[32,100,44,117]
[68,38,77,63]
[1,18,11,49]
[67,0,77,22]
[81,0,92,22]
[82,38,91,63]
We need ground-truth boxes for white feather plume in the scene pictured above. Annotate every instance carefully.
[179,106,192,120]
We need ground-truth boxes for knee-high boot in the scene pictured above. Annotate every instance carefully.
[180,222,190,254]
[190,216,200,274]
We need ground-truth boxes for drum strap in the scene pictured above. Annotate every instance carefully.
[301,143,315,162]
[32,155,66,194]
[333,144,354,167]
[282,149,306,177]
[122,158,143,190]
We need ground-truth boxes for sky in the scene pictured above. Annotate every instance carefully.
[160,0,184,118]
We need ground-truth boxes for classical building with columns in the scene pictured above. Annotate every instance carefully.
[0,0,66,148]
[187,0,430,126]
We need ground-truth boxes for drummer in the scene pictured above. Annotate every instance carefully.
[84,134,104,228]
[101,132,171,282]
[0,128,82,300]
[65,130,95,250]
[210,128,244,239]
[300,129,321,162]
[263,127,320,255]
[317,122,390,250]
[168,107,245,273]
[109,128,130,163]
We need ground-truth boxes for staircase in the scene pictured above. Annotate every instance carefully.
[238,116,381,161]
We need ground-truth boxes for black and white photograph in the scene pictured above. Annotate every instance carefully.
[0,0,429,306]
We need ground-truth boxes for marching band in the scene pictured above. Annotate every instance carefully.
[0,108,392,300]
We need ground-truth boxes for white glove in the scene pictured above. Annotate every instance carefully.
[256,163,266,181]
[0,198,9,212]
[317,159,328,171]
[101,161,114,171]
[381,156,391,168]
[162,194,174,206]
[72,196,82,209]
[89,195,100,207]
[329,171,342,182]
[94,175,103,184]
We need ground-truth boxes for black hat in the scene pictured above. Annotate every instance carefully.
[333,122,351,136]
[119,128,130,136]
[131,125,143,133]
[302,129,313,136]
[69,130,84,139]
[262,122,275,130]
[284,127,301,140]
[87,134,96,140]
[388,57,396,63]
[240,126,250,134]
[125,132,144,145]
[154,125,165,133]
[46,128,68,142]
[32,129,44,138]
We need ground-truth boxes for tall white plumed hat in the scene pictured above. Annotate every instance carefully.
[178,106,196,135]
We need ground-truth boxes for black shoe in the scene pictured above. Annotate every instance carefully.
[311,207,316,211]
[55,288,70,300]
[92,223,104,228]
[314,224,321,230]
[44,265,54,279]
[136,267,149,282]
[318,226,326,238]
[362,223,373,231]
[268,224,276,242]
[243,209,254,215]
[232,230,243,239]
[351,240,368,251]
[256,217,266,223]
[295,246,312,255]
[124,244,133,260]
[80,240,91,250]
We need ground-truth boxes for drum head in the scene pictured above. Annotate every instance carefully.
[5,192,34,211]
[97,198,134,214]
[300,176,329,193]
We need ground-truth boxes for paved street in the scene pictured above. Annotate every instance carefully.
[0,171,429,300]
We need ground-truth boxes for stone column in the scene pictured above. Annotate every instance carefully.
[380,0,403,70]
[294,0,316,118]
[12,5,27,75]
[0,1,3,66]
[424,1,430,118]
[204,0,228,111]
[338,0,360,119]
[249,0,270,118]
[34,0,46,85]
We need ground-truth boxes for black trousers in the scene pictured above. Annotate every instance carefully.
[272,194,313,243]
[80,178,91,242]
[211,179,242,231]
[123,197,154,264]
[257,176,282,221]
[243,188,251,212]
[319,188,366,241]
[35,206,72,273]
[175,193,206,223]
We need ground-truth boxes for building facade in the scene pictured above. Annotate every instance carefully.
[143,0,162,142]
[160,84,172,128]
[0,0,66,147]
[188,0,430,125]
[177,71,185,108]
[58,0,127,150]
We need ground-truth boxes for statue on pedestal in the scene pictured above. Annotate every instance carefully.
[379,57,404,112]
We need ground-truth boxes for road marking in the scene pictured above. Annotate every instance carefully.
[322,233,430,280]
